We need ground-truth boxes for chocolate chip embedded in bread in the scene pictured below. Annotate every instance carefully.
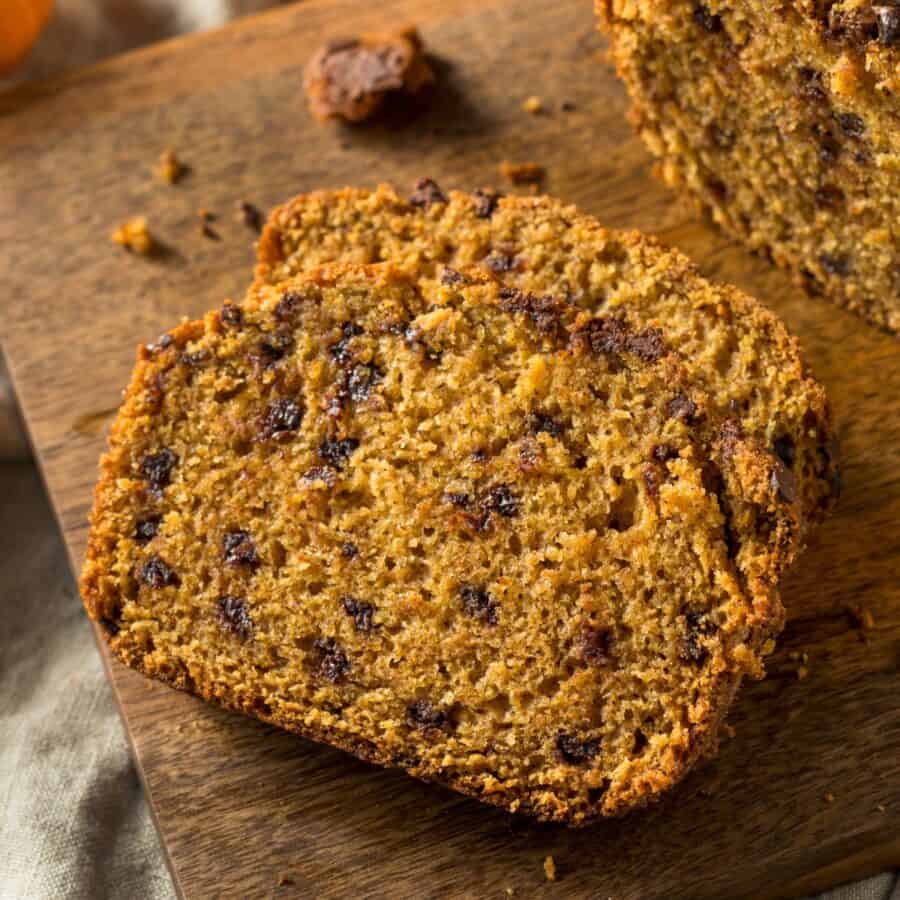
[579,625,614,667]
[314,638,350,682]
[556,732,600,764]
[134,516,161,544]
[220,303,243,327]
[482,484,520,518]
[218,595,253,640]
[693,2,723,32]
[223,530,261,569]
[680,609,714,664]
[473,189,502,219]
[140,555,179,589]
[770,457,798,503]
[258,398,304,440]
[409,178,447,210]
[667,394,699,424]
[874,5,900,45]
[406,700,448,732]
[140,449,177,491]
[459,584,500,625]
[318,437,360,470]
[342,596,375,632]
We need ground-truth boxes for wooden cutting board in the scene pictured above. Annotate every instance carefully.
[2,0,898,897]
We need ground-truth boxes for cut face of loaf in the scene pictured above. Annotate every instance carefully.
[597,0,900,333]
[254,183,837,596]
[82,264,775,824]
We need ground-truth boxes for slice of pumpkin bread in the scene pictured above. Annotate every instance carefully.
[82,263,781,824]
[597,0,900,332]
[254,183,838,591]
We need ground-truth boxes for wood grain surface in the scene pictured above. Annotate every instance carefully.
[1,0,899,897]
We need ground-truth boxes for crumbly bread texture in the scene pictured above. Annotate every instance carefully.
[82,263,780,824]
[597,0,900,333]
[304,29,433,124]
[254,183,838,592]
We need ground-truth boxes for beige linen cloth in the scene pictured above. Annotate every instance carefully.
[0,4,897,899]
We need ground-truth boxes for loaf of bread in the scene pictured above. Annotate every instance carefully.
[597,0,900,332]
[255,183,839,592]
[82,262,791,824]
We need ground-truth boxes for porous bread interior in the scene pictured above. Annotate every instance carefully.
[253,184,836,591]
[597,0,900,332]
[81,264,763,824]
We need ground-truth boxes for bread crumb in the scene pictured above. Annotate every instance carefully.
[198,210,221,241]
[500,160,545,185]
[111,217,154,255]
[849,606,875,631]
[239,201,263,233]
[824,792,834,803]
[155,148,185,184]
[522,95,543,114]
[543,855,556,882]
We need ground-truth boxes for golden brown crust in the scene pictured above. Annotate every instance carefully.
[82,262,779,825]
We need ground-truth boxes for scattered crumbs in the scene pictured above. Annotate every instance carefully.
[154,148,185,184]
[239,201,263,233]
[849,605,875,631]
[543,855,556,882]
[877,803,886,813]
[276,874,295,887]
[561,100,576,112]
[824,792,835,804]
[522,95,543,114]
[500,160,545,185]
[111,217,154,255]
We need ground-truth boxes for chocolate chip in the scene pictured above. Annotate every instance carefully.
[223,529,261,569]
[667,394,699,424]
[652,444,677,463]
[218,595,253,640]
[471,448,488,463]
[140,555,179,589]
[318,436,360,470]
[409,178,447,210]
[314,638,350,683]
[459,584,499,625]
[240,201,263,233]
[820,253,851,277]
[874,4,900,45]
[579,625,614,667]
[837,112,866,139]
[440,266,469,286]
[259,398,304,440]
[556,732,600,764]
[484,252,517,273]
[347,362,383,403]
[274,290,306,322]
[252,333,294,371]
[406,700,447,732]
[445,491,471,508]
[773,435,796,469]
[134,516,161,543]
[140,449,177,492]
[483,484,519,518]
[498,287,563,337]
[693,2,723,32]
[342,596,375,632]
[798,67,828,104]
[642,462,663,498]
[718,418,744,458]
[180,349,210,368]
[99,617,120,637]
[403,325,442,363]
[573,315,629,357]
[473,188,501,219]
[329,321,364,365]
[625,327,666,362]
[303,466,338,487]
[680,609,714,664]
[221,303,243,326]
[340,541,359,559]
[528,412,562,438]
[816,185,845,212]
[770,457,798,503]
